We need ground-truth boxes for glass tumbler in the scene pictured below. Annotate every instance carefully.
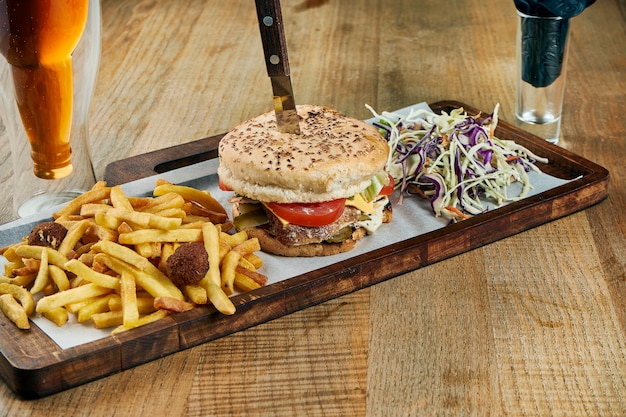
[515,11,571,144]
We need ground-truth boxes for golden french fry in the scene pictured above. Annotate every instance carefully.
[110,185,134,211]
[94,211,122,230]
[237,256,256,272]
[48,265,70,292]
[53,184,111,218]
[233,271,262,292]
[0,283,35,315]
[29,247,49,294]
[243,253,264,269]
[220,251,240,296]
[149,241,163,257]
[203,281,235,315]
[218,239,231,262]
[79,203,113,217]
[151,208,187,219]
[75,242,96,257]
[111,309,169,335]
[16,274,37,287]
[134,242,161,258]
[120,272,139,325]
[235,265,268,287]
[127,196,151,210]
[182,285,207,305]
[0,294,30,329]
[92,310,124,329]
[86,223,119,242]
[158,243,176,272]
[200,222,221,287]
[65,259,121,290]
[3,262,21,278]
[153,183,227,216]
[54,217,83,227]
[77,294,116,323]
[2,243,25,263]
[138,192,185,214]
[14,245,69,268]
[107,293,123,311]
[43,307,69,327]
[154,296,194,313]
[179,220,206,229]
[42,281,57,296]
[58,219,91,256]
[232,238,261,256]
[108,294,153,310]
[107,208,182,230]
[108,295,156,314]
[220,231,248,248]
[182,215,212,225]
[65,295,102,314]
[36,283,112,313]
[118,228,202,245]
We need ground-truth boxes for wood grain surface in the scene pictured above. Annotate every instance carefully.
[0,0,625,415]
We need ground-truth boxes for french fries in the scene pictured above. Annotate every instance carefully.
[220,250,241,296]
[0,180,269,334]
[0,283,35,315]
[43,307,69,327]
[120,272,139,325]
[0,294,30,329]
[154,296,194,313]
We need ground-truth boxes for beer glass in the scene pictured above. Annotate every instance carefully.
[0,0,101,218]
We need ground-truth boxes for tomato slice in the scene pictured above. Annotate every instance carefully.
[218,177,232,191]
[266,199,346,227]
[378,173,395,196]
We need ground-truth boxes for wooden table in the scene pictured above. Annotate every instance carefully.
[1,0,624,415]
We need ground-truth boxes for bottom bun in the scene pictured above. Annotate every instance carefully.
[243,227,368,257]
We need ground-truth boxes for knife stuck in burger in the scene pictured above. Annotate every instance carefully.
[254,0,300,134]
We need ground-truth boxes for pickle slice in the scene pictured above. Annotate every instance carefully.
[233,209,269,230]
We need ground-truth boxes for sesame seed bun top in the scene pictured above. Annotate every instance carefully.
[217,105,389,203]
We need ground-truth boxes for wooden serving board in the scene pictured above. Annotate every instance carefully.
[0,101,609,398]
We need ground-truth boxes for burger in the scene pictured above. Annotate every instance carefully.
[217,105,393,257]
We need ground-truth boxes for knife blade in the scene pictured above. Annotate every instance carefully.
[254,0,301,134]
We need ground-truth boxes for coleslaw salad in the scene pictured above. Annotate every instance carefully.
[366,104,549,221]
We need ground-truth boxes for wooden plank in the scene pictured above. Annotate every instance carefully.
[0,101,609,398]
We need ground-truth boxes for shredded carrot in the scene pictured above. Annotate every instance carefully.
[506,155,521,162]
[441,133,450,147]
[445,205,469,219]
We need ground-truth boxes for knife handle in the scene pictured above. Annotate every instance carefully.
[255,0,291,77]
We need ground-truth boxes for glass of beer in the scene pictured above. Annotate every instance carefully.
[0,0,101,218]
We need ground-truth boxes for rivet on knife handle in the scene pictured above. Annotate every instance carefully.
[255,0,301,134]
